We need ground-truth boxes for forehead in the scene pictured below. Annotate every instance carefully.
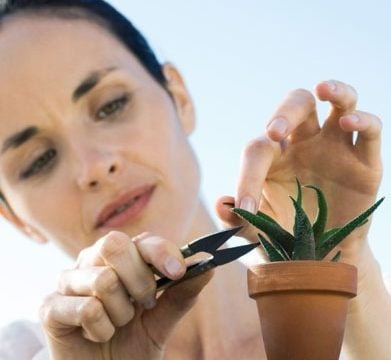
[0,15,146,98]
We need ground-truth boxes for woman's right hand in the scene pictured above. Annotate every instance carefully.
[39,231,212,360]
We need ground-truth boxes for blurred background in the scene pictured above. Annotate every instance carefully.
[1,0,390,326]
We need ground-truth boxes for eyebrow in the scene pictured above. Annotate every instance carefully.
[1,67,118,155]
[72,67,117,102]
[2,126,39,154]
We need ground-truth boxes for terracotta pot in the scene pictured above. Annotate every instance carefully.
[248,261,357,360]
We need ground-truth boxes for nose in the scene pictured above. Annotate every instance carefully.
[76,149,122,191]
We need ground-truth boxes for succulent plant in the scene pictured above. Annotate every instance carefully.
[233,179,384,262]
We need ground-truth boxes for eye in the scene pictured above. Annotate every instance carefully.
[96,94,130,120]
[20,148,57,179]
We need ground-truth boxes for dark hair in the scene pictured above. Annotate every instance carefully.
[0,0,166,87]
[0,0,167,206]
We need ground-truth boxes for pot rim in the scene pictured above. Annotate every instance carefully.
[248,260,357,298]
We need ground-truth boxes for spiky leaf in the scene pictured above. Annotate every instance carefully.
[267,235,291,260]
[305,185,328,243]
[318,227,341,248]
[257,234,286,262]
[317,197,385,259]
[254,211,291,259]
[256,210,279,225]
[290,197,316,260]
[233,208,295,256]
[319,220,368,250]
[331,250,342,262]
[295,178,302,206]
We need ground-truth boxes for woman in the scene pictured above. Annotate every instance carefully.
[0,1,389,359]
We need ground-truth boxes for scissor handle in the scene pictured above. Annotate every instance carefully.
[156,258,215,292]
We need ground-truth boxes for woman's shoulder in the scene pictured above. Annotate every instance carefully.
[0,320,48,359]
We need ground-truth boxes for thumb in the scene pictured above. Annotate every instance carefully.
[142,269,213,346]
[215,196,258,242]
[215,195,242,227]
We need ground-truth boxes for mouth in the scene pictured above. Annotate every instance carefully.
[95,185,156,229]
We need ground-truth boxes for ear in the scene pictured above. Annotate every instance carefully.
[0,201,48,244]
[162,63,195,135]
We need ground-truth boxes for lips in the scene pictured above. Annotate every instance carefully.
[95,185,155,229]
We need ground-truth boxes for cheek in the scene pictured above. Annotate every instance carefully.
[7,182,85,245]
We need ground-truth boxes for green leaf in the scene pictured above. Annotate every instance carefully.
[233,208,295,256]
[318,227,341,247]
[255,212,291,259]
[305,185,328,244]
[257,234,286,262]
[319,220,367,250]
[295,178,302,206]
[255,210,279,225]
[331,250,342,262]
[268,236,291,260]
[358,218,369,227]
[290,197,316,260]
[317,197,385,259]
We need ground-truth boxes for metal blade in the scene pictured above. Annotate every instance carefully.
[182,226,243,257]
[212,242,260,266]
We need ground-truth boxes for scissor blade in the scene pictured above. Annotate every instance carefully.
[212,242,260,266]
[183,226,243,257]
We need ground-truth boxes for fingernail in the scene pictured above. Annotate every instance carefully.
[239,196,256,213]
[143,297,156,310]
[325,80,337,92]
[222,201,235,208]
[267,117,287,136]
[164,256,183,277]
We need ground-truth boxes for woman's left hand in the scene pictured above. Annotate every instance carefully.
[216,80,383,267]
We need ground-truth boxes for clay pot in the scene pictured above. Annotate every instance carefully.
[248,261,357,360]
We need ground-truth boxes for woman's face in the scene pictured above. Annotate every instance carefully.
[0,16,200,257]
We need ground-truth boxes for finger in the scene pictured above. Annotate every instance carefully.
[316,80,358,114]
[214,196,262,242]
[215,196,242,227]
[57,267,135,327]
[40,292,115,343]
[339,111,382,166]
[266,88,319,142]
[132,233,186,279]
[315,80,358,140]
[142,268,213,348]
[235,136,278,215]
[96,231,157,309]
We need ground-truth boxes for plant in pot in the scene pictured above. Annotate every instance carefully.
[232,179,384,360]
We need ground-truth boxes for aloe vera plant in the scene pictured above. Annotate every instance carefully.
[233,179,384,262]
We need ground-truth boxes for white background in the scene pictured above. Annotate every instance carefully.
[1,0,390,326]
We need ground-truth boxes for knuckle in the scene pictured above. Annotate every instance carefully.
[99,231,129,259]
[348,84,358,98]
[146,236,166,256]
[75,248,89,266]
[92,267,119,294]
[243,136,273,157]
[132,282,156,302]
[78,298,104,323]
[56,270,73,295]
[372,114,382,130]
[39,293,58,327]
[116,306,136,327]
[132,231,153,243]
[291,88,316,106]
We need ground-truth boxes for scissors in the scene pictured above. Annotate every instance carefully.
[155,226,259,291]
